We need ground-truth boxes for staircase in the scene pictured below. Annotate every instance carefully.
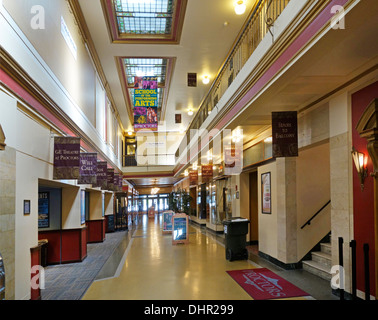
[302,236,332,281]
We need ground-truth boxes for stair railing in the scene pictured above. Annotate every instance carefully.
[300,200,331,229]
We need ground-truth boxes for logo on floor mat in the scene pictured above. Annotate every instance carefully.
[241,270,286,298]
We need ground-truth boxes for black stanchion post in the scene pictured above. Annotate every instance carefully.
[338,237,344,300]
[350,240,357,300]
[363,243,370,301]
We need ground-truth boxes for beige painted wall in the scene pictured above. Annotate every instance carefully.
[3,0,96,125]
[297,141,331,260]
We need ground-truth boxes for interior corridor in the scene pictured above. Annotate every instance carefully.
[80,214,327,300]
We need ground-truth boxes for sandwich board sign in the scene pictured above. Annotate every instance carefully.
[172,213,189,245]
[162,210,174,234]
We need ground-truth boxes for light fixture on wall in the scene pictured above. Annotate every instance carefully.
[188,109,194,116]
[234,0,246,15]
[351,147,368,191]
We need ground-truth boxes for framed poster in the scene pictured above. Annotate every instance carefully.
[261,172,271,214]
[38,192,49,228]
[24,200,31,215]
[162,210,174,234]
[172,213,189,245]
[80,190,86,225]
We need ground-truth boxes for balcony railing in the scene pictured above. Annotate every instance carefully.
[176,0,290,160]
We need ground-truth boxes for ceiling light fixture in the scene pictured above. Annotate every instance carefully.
[234,0,246,15]
[188,109,194,116]
[202,75,210,85]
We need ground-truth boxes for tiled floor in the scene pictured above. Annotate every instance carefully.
[41,214,339,300]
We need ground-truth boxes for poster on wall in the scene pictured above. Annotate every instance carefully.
[38,192,50,228]
[102,192,105,217]
[80,189,86,225]
[172,213,189,245]
[272,111,298,158]
[134,76,158,132]
[78,153,97,185]
[53,136,81,180]
[261,172,271,214]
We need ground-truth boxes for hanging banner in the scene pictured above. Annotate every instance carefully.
[53,136,80,180]
[114,173,119,192]
[107,168,115,191]
[93,161,107,190]
[201,164,213,183]
[134,76,158,132]
[78,153,97,184]
[272,111,298,157]
[118,174,123,191]
[189,170,198,186]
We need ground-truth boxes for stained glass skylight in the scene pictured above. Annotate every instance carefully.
[122,57,170,121]
[114,0,175,35]
[123,58,167,86]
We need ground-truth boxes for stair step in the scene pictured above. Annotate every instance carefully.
[311,251,332,268]
[320,242,331,255]
[302,260,332,281]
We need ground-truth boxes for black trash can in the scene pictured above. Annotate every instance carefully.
[38,239,48,267]
[222,217,250,261]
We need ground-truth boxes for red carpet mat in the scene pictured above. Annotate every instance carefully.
[227,268,309,300]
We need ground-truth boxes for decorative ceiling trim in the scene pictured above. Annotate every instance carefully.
[101,0,187,44]
[116,56,176,125]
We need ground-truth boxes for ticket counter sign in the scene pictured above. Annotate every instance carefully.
[162,210,174,234]
[172,213,189,245]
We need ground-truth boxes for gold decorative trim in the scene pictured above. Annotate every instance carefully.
[0,124,6,151]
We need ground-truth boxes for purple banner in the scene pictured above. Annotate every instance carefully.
[107,168,115,191]
[53,137,80,180]
[93,161,107,190]
[78,153,97,184]
[114,173,120,192]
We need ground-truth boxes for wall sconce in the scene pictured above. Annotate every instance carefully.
[351,147,368,191]
[234,0,246,15]
[188,109,193,116]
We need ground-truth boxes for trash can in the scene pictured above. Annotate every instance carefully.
[38,239,48,267]
[222,217,250,261]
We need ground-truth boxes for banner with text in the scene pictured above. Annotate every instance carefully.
[201,165,213,183]
[107,168,115,191]
[272,111,298,158]
[93,161,107,190]
[189,170,198,186]
[78,153,97,184]
[134,76,158,132]
[53,137,80,180]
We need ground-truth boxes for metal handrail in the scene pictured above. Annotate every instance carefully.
[300,200,331,229]
[176,0,291,159]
